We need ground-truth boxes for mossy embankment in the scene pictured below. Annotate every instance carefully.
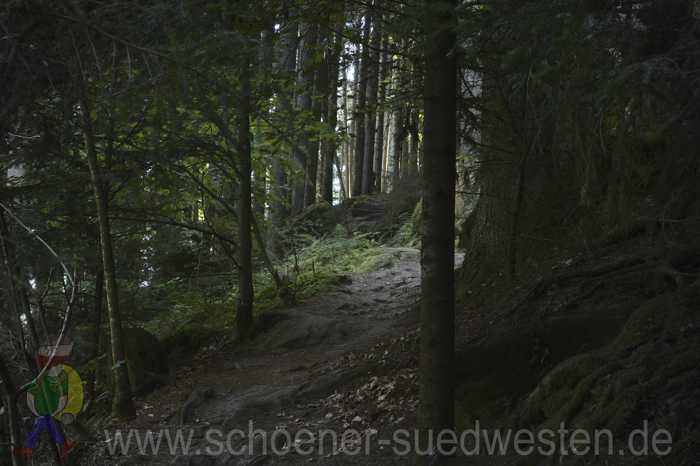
[454,229,700,464]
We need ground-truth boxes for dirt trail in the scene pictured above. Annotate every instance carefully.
[93,247,436,466]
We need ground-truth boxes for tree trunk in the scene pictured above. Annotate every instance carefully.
[252,25,274,240]
[305,29,326,208]
[236,54,255,340]
[290,25,308,213]
[361,1,382,193]
[419,0,457,464]
[0,355,24,466]
[79,89,136,420]
[269,157,288,256]
[269,5,296,252]
[319,42,331,204]
[84,266,104,410]
[253,170,266,220]
[342,58,352,196]
[292,22,319,211]
[460,62,519,284]
[392,106,406,190]
[352,12,371,196]
[408,109,420,177]
[0,212,40,353]
[374,34,390,193]
[320,33,342,204]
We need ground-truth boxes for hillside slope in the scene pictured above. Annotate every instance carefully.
[455,232,700,465]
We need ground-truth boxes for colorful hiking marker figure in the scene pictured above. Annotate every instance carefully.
[15,338,83,460]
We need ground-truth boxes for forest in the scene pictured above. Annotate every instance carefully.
[1,0,699,465]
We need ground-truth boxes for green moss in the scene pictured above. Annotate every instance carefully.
[389,200,421,248]
[145,229,399,353]
[282,232,391,295]
[144,289,233,342]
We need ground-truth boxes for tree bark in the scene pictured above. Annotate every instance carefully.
[361,1,382,194]
[319,42,331,204]
[252,25,273,244]
[269,5,296,252]
[84,266,104,410]
[0,212,40,354]
[235,54,255,340]
[0,355,24,466]
[290,26,308,213]
[419,0,457,464]
[79,88,136,420]
[269,156,289,255]
[408,109,420,177]
[352,12,371,196]
[392,105,407,190]
[342,57,353,196]
[374,33,390,193]
[304,42,323,207]
[320,33,342,204]
[292,22,319,211]
[305,29,327,208]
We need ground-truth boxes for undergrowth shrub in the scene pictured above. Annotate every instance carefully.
[145,223,416,351]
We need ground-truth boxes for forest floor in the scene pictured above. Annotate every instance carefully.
[69,222,700,466]
[82,247,460,466]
